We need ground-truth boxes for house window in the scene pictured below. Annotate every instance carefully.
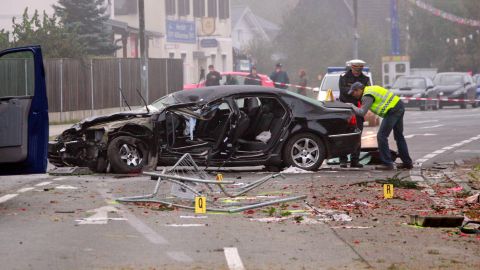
[208,0,217,18]
[219,0,229,19]
[169,52,175,58]
[178,0,190,16]
[166,0,176,15]
[114,0,137,15]
[193,0,205,17]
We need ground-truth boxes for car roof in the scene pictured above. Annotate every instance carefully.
[435,72,470,76]
[397,76,428,79]
[171,85,287,104]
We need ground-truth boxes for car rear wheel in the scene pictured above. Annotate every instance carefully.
[283,133,325,171]
[107,136,148,174]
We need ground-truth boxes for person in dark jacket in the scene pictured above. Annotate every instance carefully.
[205,65,221,86]
[338,59,370,168]
[297,69,308,96]
[270,63,290,89]
[244,66,262,85]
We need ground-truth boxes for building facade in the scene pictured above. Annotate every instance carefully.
[108,0,233,84]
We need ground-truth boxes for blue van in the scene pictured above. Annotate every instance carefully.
[0,46,48,174]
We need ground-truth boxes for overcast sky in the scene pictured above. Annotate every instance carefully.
[0,0,56,30]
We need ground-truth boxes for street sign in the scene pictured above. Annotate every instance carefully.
[166,20,196,43]
[200,38,218,48]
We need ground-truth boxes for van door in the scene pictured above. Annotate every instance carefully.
[0,46,48,174]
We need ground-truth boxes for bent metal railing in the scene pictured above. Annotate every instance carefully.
[116,153,306,213]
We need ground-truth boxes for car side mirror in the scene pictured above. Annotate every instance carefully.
[426,86,434,91]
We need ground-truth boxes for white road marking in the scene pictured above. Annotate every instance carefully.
[423,154,437,159]
[361,134,377,139]
[97,189,170,245]
[419,124,444,129]
[411,120,439,124]
[17,187,35,193]
[0,194,18,203]
[432,150,446,154]
[224,247,246,270]
[53,177,67,181]
[180,215,208,219]
[76,206,126,225]
[165,224,207,227]
[404,133,436,139]
[35,181,52,187]
[55,185,78,190]
[442,146,454,150]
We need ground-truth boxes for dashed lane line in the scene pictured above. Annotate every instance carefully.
[0,194,19,203]
[224,247,246,270]
[35,181,52,187]
[419,124,444,129]
[17,187,35,193]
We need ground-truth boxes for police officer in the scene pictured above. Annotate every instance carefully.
[270,63,290,89]
[348,82,413,170]
[338,59,370,168]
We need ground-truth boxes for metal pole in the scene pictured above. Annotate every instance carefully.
[390,0,400,55]
[353,0,359,59]
[165,60,169,94]
[60,59,63,122]
[139,0,149,103]
[118,60,123,111]
[90,59,94,116]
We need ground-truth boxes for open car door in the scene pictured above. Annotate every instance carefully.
[0,46,48,175]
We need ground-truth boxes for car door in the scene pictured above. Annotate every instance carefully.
[0,46,48,175]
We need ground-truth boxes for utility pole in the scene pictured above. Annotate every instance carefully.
[139,0,149,103]
[353,0,358,59]
[390,0,400,55]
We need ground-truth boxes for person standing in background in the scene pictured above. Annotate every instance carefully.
[297,69,308,96]
[205,65,221,86]
[245,66,262,86]
[270,63,290,89]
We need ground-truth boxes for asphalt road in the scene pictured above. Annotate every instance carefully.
[0,106,479,270]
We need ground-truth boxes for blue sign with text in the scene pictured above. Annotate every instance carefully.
[166,20,196,43]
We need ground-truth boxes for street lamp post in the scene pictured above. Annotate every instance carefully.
[343,0,359,59]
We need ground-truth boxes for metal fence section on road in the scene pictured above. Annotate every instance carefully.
[45,58,183,114]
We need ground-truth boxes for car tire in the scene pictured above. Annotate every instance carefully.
[283,133,325,171]
[107,136,148,174]
[419,105,426,111]
[460,103,467,109]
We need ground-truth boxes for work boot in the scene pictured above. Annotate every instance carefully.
[397,163,413,170]
[340,161,348,168]
[375,164,396,171]
[350,162,364,168]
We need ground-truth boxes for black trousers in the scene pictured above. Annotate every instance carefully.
[340,117,364,164]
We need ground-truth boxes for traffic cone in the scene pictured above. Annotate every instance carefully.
[326,89,334,102]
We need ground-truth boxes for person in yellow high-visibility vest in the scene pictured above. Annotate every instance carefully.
[347,82,413,170]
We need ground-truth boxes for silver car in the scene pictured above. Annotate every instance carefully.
[390,76,440,110]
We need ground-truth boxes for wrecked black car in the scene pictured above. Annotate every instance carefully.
[49,86,361,173]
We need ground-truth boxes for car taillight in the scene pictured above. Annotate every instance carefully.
[348,115,357,127]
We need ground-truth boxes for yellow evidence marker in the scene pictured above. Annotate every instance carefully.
[216,173,223,182]
[326,89,335,101]
[383,184,394,199]
[195,196,207,214]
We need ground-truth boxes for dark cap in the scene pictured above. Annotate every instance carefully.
[275,63,282,68]
[348,82,364,94]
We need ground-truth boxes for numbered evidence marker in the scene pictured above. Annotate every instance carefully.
[195,196,207,214]
[216,173,224,182]
[383,184,394,199]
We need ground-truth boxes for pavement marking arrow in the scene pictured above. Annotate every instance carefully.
[76,206,126,225]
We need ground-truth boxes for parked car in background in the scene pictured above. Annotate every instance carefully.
[49,86,361,173]
[314,67,379,126]
[389,75,440,110]
[183,71,274,89]
[433,72,477,109]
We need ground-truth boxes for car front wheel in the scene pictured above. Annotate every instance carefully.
[107,136,148,174]
[283,133,325,171]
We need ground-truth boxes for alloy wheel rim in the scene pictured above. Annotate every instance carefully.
[119,143,143,167]
[291,138,320,168]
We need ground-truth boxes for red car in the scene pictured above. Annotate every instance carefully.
[183,71,274,89]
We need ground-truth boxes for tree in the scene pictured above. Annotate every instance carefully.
[1,8,85,58]
[53,0,118,56]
